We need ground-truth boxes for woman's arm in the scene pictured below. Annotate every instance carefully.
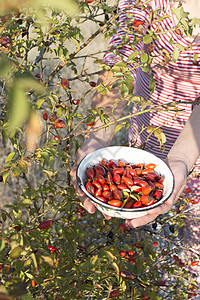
[125,102,200,228]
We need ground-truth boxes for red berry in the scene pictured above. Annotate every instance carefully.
[190,198,199,204]
[95,188,102,198]
[86,121,94,126]
[47,246,57,252]
[112,189,123,200]
[97,196,108,203]
[132,201,142,208]
[102,190,112,200]
[108,199,123,207]
[112,168,124,175]
[49,113,57,122]
[185,187,192,193]
[120,250,126,257]
[43,111,48,121]
[191,261,199,266]
[86,167,95,179]
[92,180,102,189]
[95,173,105,185]
[94,165,106,176]
[140,195,154,206]
[89,81,96,87]
[119,270,134,280]
[14,225,21,231]
[142,185,152,195]
[0,37,12,48]
[54,120,66,128]
[61,78,70,89]
[113,173,121,185]
[38,220,52,230]
[72,99,80,105]
[31,280,36,287]
[127,250,134,256]
[175,29,181,35]
[54,136,60,142]
[132,19,144,27]
[110,290,121,298]
[86,182,95,195]
[87,0,94,3]
[124,201,133,208]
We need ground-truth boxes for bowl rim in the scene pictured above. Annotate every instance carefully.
[76,146,175,213]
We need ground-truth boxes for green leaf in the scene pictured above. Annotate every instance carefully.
[36,98,45,109]
[41,151,50,161]
[43,169,55,178]
[90,255,98,265]
[140,53,149,64]
[121,83,129,98]
[97,85,107,95]
[0,239,5,251]
[46,156,55,168]
[85,115,95,125]
[25,273,34,279]
[10,246,23,259]
[112,79,122,89]
[114,72,123,77]
[111,262,119,274]
[5,152,16,162]
[12,166,21,178]
[114,124,124,135]
[172,47,180,62]
[143,34,152,44]
[41,255,54,267]
[18,161,28,173]
[3,171,10,183]
[105,251,116,262]
[127,51,139,62]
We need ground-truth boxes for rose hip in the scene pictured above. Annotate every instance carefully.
[108,200,123,207]
[113,173,121,185]
[95,173,105,185]
[84,157,165,209]
[86,167,95,179]
[112,189,123,200]
[94,165,106,176]
[86,182,95,195]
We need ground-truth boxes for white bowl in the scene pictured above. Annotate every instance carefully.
[76,146,174,219]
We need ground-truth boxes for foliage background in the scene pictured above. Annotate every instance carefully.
[0,0,199,299]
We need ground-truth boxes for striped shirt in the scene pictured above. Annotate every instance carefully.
[103,0,200,169]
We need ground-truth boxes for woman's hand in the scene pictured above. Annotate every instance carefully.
[125,157,188,228]
[70,138,112,219]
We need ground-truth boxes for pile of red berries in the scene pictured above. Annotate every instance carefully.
[85,158,165,208]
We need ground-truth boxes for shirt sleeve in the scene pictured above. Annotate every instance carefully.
[103,0,151,80]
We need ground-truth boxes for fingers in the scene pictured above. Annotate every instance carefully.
[82,197,96,214]
[71,167,96,214]
[102,213,112,220]
[125,198,174,228]
[125,212,159,228]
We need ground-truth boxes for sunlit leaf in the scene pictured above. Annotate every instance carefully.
[5,152,16,163]
[10,246,23,259]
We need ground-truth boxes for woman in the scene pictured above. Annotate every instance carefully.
[71,0,200,293]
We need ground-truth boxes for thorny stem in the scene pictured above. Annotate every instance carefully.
[62,102,182,141]
[143,227,200,256]
[47,14,120,82]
